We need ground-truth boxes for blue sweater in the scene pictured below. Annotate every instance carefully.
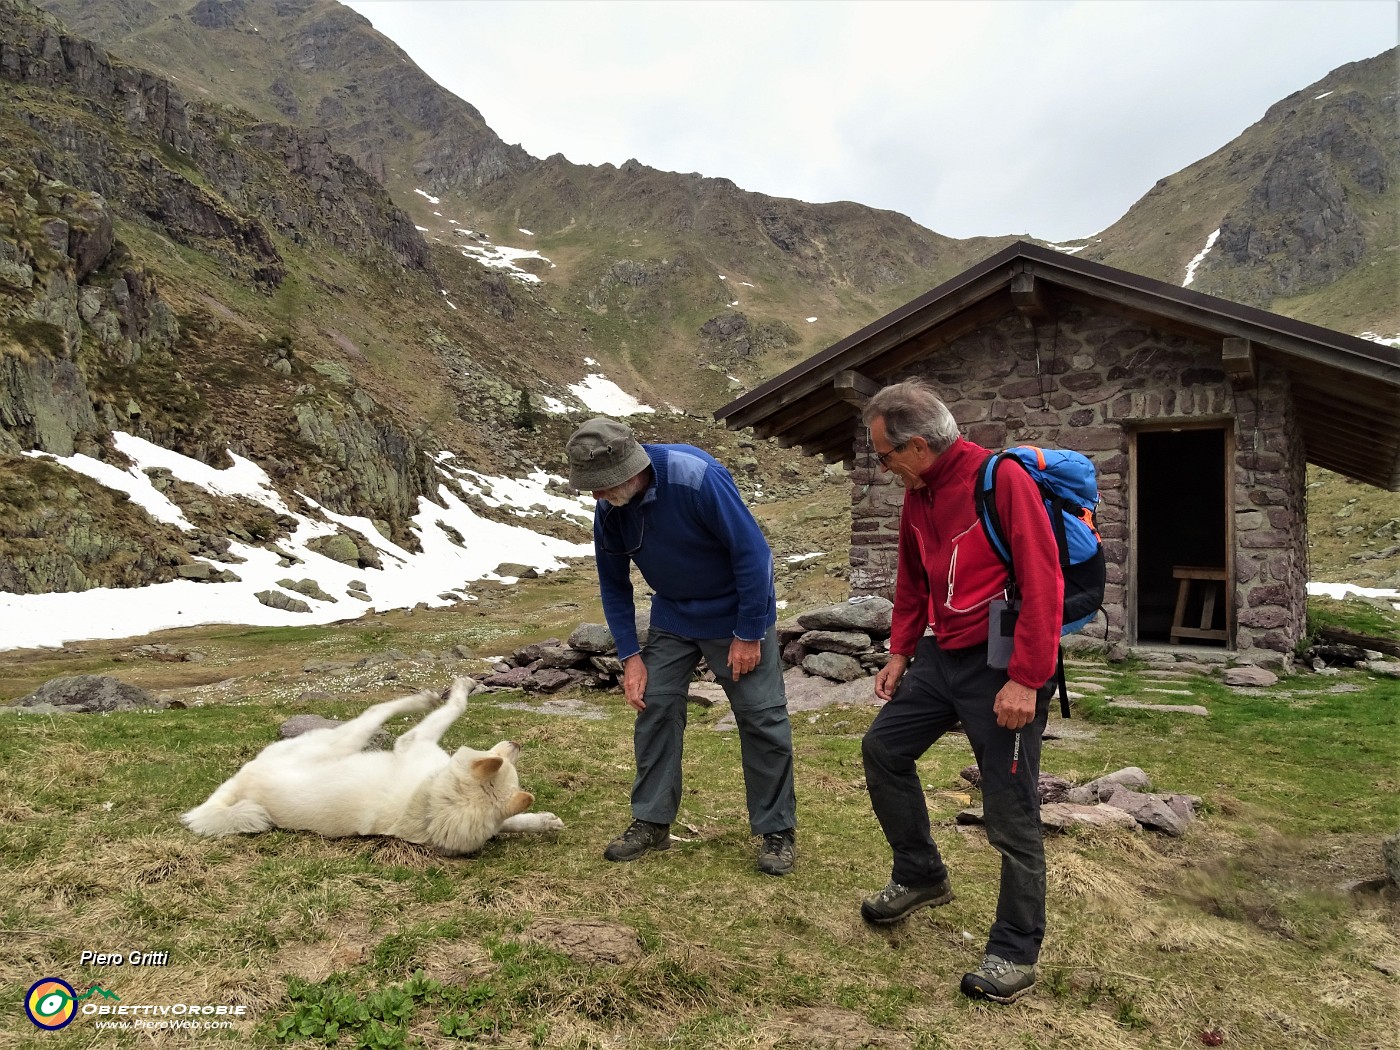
[593,444,776,659]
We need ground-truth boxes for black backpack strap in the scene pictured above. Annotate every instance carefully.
[1044,494,1072,571]
[1056,645,1070,718]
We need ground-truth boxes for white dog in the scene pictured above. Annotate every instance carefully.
[181,677,563,855]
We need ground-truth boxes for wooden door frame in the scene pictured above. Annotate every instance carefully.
[1126,420,1235,647]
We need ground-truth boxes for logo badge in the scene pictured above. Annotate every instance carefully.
[25,978,77,1030]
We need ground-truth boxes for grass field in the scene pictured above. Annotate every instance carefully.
[1,622,1397,1049]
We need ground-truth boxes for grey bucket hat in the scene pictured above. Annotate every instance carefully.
[566,417,652,492]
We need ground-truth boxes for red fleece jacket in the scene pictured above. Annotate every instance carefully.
[889,437,1064,689]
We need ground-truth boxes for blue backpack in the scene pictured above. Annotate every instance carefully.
[974,446,1106,715]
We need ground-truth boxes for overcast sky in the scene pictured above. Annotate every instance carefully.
[339,0,1395,243]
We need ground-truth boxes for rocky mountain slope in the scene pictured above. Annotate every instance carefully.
[2,0,1395,607]
[1082,48,1398,337]
[27,0,1021,408]
[30,2,1398,398]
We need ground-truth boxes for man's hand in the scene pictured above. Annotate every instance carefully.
[874,653,910,702]
[993,678,1037,729]
[621,654,648,711]
[727,637,761,680]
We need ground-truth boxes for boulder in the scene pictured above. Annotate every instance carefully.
[1038,803,1141,832]
[802,651,864,683]
[537,645,591,669]
[589,655,624,676]
[1101,786,1193,836]
[796,596,894,636]
[528,668,582,693]
[1383,827,1400,888]
[778,666,880,712]
[307,533,360,565]
[1222,665,1279,687]
[798,630,873,655]
[255,589,312,613]
[1066,767,1151,804]
[512,640,561,664]
[277,577,336,603]
[781,639,809,665]
[482,666,534,689]
[568,623,616,653]
[9,675,158,713]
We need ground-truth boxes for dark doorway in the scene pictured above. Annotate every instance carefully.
[1135,428,1229,645]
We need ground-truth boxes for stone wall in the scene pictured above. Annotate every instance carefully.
[1231,361,1308,657]
[847,302,1308,666]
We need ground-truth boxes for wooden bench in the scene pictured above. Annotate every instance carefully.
[1169,566,1229,644]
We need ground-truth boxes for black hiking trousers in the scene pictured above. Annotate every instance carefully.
[862,636,1052,965]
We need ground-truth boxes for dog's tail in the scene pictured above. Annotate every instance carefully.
[181,797,274,837]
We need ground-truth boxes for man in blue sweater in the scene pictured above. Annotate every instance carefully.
[566,417,798,875]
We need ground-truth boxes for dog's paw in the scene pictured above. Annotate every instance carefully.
[397,689,440,712]
[536,812,565,832]
[447,676,488,704]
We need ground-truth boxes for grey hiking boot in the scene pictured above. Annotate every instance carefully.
[756,829,796,876]
[960,953,1036,1003]
[603,819,671,862]
[860,877,954,924]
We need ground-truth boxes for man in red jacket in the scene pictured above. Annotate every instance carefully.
[859,378,1062,1004]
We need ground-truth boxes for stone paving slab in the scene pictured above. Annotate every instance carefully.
[1108,699,1210,716]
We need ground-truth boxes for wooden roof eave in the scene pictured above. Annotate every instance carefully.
[787,417,863,464]
[716,240,1400,487]
[725,293,1013,442]
[1021,257,1400,384]
[717,264,1021,431]
[1306,446,1398,489]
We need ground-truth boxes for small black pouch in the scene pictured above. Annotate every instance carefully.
[986,598,1020,669]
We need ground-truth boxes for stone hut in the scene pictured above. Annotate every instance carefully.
[717,242,1400,667]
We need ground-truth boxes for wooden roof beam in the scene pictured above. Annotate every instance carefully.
[875,296,1011,378]
[798,416,863,462]
[754,389,851,441]
[717,268,1017,427]
[834,370,881,407]
[1011,273,1053,321]
[774,401,859,448]
[1222,336,1255,385]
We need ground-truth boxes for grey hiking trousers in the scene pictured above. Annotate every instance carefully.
[630,626,797,836]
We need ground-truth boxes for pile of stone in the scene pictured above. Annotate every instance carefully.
[778,596,894,682]
[956,765,1200,836]
[477,597,899,695]
[479,624,628,694]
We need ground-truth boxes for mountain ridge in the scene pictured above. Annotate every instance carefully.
[3,0,1396,610]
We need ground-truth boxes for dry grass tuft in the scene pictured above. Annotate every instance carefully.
[1046,841,1153,901]
[765,1006,915,1049]
[0,798,38,822]
[365,837,440,869]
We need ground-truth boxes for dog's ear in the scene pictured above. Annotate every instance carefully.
[468,755,504,781]
[505,790,534,817]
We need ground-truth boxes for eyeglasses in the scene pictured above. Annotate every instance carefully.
[874,442,907,468]
[599,506,645,556]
